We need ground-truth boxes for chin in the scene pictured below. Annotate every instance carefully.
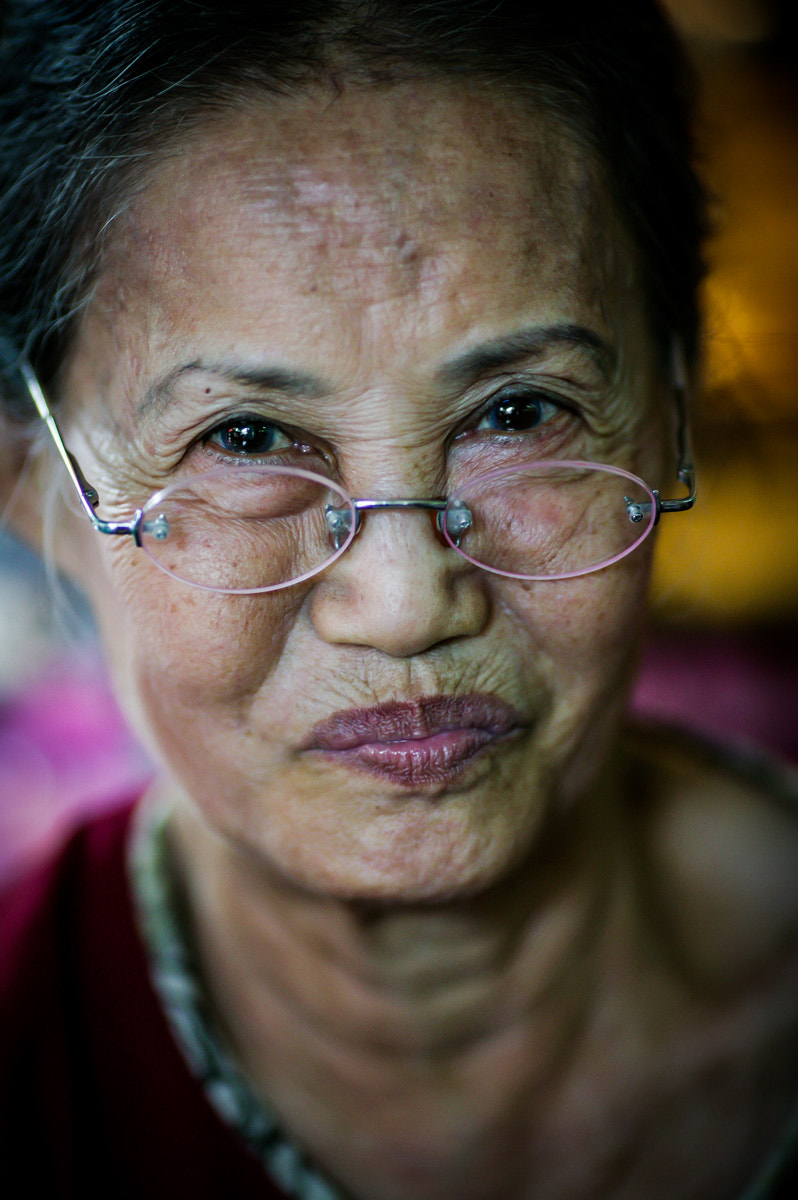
[228,783,552,906]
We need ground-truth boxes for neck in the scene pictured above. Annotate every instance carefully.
[165,767,638,1199]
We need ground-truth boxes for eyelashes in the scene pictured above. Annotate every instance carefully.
[203,414,298,457]
[197,384,577,469]
[475,386,565,434]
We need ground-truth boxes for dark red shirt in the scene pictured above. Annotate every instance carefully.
[3,800,798,1200]
[0,801,284,1198]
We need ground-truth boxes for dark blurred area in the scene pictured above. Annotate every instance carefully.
[654,0,798,620]
[0,0,796,880]
[636,0,798,758]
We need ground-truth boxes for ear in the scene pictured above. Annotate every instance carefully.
[670,338,688,392]
[0,420,101,591]
[0,349,65,557]
[669,338,695,466]
[1,355,106,588]
[0,409,45,550]
[0,340,45,549]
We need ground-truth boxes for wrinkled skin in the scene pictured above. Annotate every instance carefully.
[19,81,798,1200]
[54,81,669,902]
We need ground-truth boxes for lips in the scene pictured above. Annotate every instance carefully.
[300,694,525,787]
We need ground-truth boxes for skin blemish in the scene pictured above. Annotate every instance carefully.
[53,78,666,905]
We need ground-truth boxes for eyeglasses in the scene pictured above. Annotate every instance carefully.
[22,360,696,594]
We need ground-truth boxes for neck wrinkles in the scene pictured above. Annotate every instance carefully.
[165,762,631,1073]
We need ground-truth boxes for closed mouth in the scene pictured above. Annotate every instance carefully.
[300,693,526,787]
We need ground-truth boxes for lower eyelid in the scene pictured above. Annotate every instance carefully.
[197,440,328,471]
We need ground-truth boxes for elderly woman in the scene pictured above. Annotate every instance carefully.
[1,1,797,1197]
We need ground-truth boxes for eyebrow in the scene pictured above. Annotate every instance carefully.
[436,324,616,389]
[139,322,615,418]
[139,359,328,418]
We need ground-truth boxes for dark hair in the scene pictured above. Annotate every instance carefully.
[0,0,707,417]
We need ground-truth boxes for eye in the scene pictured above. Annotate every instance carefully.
[204,415,293,456]
[477,388,562,433]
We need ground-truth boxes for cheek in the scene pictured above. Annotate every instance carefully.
[497,547,653,787]
[85,547,303,753]
[502,545,651,668]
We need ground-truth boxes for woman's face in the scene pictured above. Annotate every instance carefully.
[54,82,670,901]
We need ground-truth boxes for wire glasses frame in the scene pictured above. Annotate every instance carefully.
[21,359,697,592]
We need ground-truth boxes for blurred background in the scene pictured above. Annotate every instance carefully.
[642,0,798,762]
[1,0,797,881]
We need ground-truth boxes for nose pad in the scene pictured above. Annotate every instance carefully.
[435,500,473,547]
[325,502,357,551]
[310,504,489,657]
[324,499,474,551]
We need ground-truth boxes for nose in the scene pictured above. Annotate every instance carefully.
[309,506,490,657]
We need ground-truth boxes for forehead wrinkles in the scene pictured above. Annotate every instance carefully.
[87,86,627,363]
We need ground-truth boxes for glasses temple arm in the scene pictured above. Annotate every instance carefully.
[651,362,697,521]
[20,359,137,536]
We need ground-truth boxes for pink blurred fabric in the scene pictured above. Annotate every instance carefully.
[631,625,798,766]
[0,653,152,883]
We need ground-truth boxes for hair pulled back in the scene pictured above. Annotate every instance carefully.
[0,0,707,417]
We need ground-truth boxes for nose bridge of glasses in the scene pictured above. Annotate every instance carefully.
[324,496,473,550]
